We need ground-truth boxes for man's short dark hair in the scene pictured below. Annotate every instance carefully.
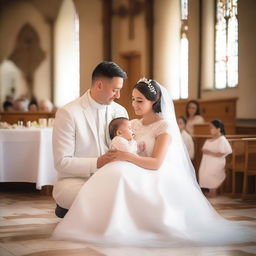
[92,61,127,82]
[109,117,129,140]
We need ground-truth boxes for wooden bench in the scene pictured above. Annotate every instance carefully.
[174,97,237,135]
[224,138,247,196]
[221,138,256,199]
[0,112,55,125]
[192,134,256,175]
[242,138,256,199]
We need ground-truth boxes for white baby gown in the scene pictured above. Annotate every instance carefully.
[52,119,255,247]
[199,136,232,189]
[110,136,138,154]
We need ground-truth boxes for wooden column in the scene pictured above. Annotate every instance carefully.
[102,0,112,61]
[145,0,154,78]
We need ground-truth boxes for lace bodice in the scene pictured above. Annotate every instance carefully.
[131,119,170,157]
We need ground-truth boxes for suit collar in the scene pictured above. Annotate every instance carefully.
[81,91,99,153]
[81,90,113,152]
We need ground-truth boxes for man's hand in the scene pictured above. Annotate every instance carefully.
[97,150,130,168]
[97,151,116,168]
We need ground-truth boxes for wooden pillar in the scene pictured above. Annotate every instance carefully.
[102,0,112,61]
[145,0,154,78]
[46,19,55,103]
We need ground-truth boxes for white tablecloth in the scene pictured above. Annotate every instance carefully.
[0,128,57,189]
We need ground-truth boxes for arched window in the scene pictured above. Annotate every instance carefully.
[215,0,238,89]
[54,0,80,107]
[178,0,189,99]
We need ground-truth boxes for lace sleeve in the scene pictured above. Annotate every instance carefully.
[155,120,171,137]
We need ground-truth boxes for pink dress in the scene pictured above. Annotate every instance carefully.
[199,136,232,189]
[186,115,204,135]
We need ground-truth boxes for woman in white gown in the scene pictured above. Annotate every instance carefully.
[52,79,255,247]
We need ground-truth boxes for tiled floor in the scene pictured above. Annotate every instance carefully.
[0,192,255,256]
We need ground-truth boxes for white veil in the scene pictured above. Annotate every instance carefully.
[156,82,256,245]
[158,83,199,186]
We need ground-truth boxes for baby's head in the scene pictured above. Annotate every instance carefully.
[109,117,134,141]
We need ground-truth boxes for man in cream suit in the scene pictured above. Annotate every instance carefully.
[52,61,128,217]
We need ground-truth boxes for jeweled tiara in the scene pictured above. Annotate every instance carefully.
[137,77,157,95]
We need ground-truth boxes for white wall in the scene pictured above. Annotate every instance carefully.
[0,60,27,103]
[0,1,51,103]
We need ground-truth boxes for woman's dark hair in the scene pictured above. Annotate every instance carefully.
[133,79,162,113]
[29,99,38,106]
[211,119,226,135]
[179,116,187,124]
[185,100,201,117]
[92,61,127,81]
[3,101,13,111]
[109,117,129,140]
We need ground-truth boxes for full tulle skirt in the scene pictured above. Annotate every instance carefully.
[52,161,256,247]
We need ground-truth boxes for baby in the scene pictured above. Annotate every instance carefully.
[109,117,145,154]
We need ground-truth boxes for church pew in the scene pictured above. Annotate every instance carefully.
[242,138,256,199]
[0,112,55,125]
[223,138,247,196]
[192,134,256,180]
[174,97,237,135]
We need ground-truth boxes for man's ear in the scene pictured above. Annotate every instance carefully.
[95,80,103,90]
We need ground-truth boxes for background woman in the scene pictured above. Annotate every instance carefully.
[199,120,232,198]
[185,100,204,135]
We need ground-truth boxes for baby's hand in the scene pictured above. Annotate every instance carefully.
[138,141,146,153]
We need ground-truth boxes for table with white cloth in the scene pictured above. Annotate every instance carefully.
[0,128,57,190]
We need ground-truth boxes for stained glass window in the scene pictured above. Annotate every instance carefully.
[215,0,238,89]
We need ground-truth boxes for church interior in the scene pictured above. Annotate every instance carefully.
[0,0,256,255]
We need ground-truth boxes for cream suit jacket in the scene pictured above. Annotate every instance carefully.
[53,90,128,180]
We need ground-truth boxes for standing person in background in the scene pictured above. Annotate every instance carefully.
[177,116,195,160]
[199,120,232,198]
[52,61,128,218]
[39,99,54,112]
[28,98,39,112]
[3,101,14,112]
[185,100,204,135]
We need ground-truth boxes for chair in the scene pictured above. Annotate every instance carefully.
[242,138,256,199]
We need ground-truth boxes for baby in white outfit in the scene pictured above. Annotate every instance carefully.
[109,117,145,154]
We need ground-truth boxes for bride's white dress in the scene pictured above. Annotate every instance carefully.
[52,119,255,247]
